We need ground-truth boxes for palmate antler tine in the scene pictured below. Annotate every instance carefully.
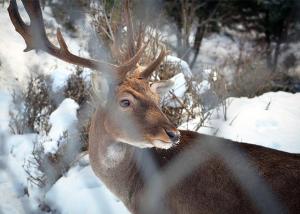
[140,46,166,79]
[8,0,118,71]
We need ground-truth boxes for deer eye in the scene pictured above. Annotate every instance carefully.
[120,99,130,108]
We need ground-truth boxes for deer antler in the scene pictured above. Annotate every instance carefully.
[122,0,166,79]
[124,0,135,58]
[7,0,145,77]
[139,46,167,79]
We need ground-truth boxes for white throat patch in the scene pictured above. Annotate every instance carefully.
[102,143,126,168]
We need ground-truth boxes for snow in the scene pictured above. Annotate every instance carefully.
[162,72,210,107]
[44,98,79,154]
[165,55,193,78]
[162,73,187,107]
[45,158,130,214]
[6,134,36,162]
[161,56,194,108]
[180,91,300,153]
[0,134,38,213]
[192,80,211,95]
[0,180,33,214]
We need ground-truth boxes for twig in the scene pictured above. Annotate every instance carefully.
[195,111,212,131]
[229,113,239,126]
[212,128,219,136]
[169,90,193,116]
[265,101,271,111]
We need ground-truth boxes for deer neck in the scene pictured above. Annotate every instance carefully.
[88,108,142,206]
[89,108,136,170]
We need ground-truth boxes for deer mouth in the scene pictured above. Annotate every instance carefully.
[151,136,180,149]
[149,129,180,149]
[152,140,174,149]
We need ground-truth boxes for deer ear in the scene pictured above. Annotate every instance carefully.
[91,73,109,105]
[150,79,175,97]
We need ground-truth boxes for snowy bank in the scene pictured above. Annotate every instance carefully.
[180,91,300,153]
[45,157,130,214]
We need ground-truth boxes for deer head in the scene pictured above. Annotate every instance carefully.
[92,66,180,149]
[8,0,180,149]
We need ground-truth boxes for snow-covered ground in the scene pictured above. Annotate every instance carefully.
[1,2,300,214]
[45,158,129,214]
[180,91,300,153]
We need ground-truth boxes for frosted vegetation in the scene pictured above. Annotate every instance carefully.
[0,1,299,214]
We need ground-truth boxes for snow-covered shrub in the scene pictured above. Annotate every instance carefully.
[8,70,85,211]
[23,131,77,212]
[24,73,56,134]
[24,131,78,189]
[9,73,56,135]
[22,98,81,212]
[151,57,211,127]
[64,67,93,151]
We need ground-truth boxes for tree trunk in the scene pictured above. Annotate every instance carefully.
[190,25,206,69]
[265,10,273,69]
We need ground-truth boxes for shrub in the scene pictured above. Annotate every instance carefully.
[9,73,55,135]
[64,67,91,106]
[64,67,93,151]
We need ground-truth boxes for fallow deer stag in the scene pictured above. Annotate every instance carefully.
[9,0,300,213]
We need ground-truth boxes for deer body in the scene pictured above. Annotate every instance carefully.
[9,1,300,213]
[89,108,300,214]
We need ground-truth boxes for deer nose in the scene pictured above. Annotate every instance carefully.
[165,129,180,143]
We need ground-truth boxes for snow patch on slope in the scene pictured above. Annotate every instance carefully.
[44,98,79,154]
[45,159,130,214]
[180,91,300,153]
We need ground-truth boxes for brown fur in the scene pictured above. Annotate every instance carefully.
[99,77,178,147]
[89,77,300,214]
